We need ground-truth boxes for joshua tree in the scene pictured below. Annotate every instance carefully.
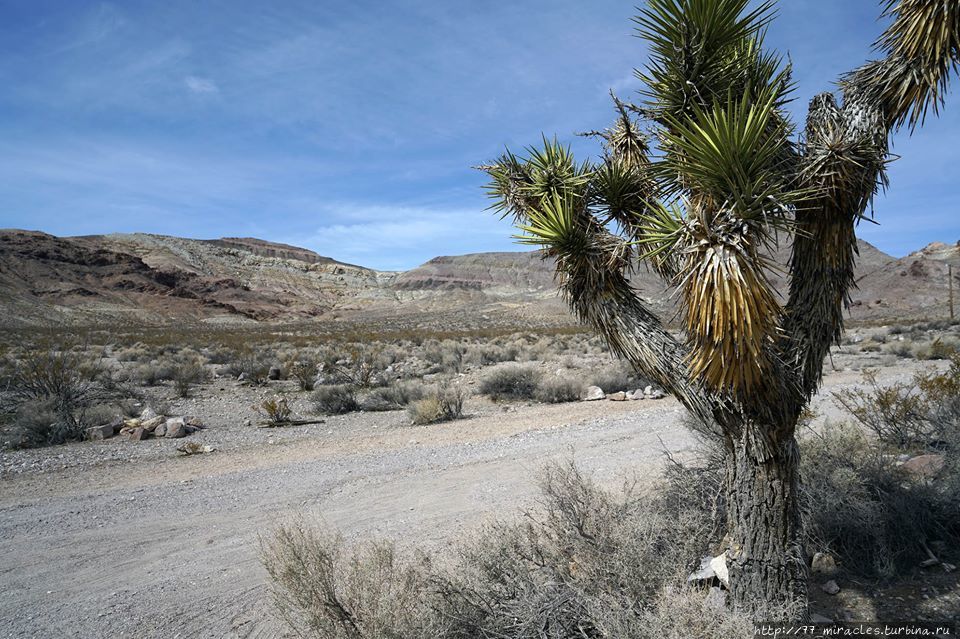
[482,0,959,619]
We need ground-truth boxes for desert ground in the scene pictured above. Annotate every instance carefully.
[1,323,957,638]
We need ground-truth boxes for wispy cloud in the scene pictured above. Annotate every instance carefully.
[184,76,218,95]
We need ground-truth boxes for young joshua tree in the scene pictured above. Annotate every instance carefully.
[482,0,959,618]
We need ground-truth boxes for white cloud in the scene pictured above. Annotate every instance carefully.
[184,75,218,95]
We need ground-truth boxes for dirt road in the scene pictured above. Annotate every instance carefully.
[0,355,927,638]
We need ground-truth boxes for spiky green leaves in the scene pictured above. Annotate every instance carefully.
[635,0,788,123]
[843,0,960,130]
[658,87,798,224]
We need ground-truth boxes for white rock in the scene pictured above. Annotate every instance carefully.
[583,386,605,401]
[709,553,729,588]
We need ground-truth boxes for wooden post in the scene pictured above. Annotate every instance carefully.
[950,264,955,321]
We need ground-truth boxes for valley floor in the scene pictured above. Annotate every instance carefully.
[0,356,946,638]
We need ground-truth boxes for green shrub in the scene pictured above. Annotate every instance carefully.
[479,365,540,400]
[172,358,208,398]
[3,398,83,449]
[312,385,359,415]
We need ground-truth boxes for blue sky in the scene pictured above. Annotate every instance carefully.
[0,1,957,271]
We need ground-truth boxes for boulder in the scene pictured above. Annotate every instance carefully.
[184,416,205,429]
[583,386,605,401]
[268,366,282,381]
[140,406,158,421]
[625,390,644,400]
[811,552,838,576]
[154,423,167,438]
[129,427,149,441]
[902,454,944,479]
[820,580,840,595]
[86,424,116,440]
[108,416,124,435]
[607,391,627,401]
[165,418,187,439]
[140,416,165,432]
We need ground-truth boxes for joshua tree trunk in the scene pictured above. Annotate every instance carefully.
[724,429,807,619]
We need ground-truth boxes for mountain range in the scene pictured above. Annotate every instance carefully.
[1,229,957,329]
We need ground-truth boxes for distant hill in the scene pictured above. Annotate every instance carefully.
[0,228,954,328]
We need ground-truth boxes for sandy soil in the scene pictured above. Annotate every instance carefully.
[0,353,936,638]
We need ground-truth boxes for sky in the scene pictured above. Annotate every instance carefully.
[0,1,957,271]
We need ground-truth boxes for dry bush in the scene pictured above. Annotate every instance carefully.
[171,357,208,398]
[323,345,390,388]
[262,521,440,639]
[258,396,292,425]
[287,355,321,391]
[312,385,359,415]
[262,459,749,639]
[225,350,273,385]
[361,382,424,412]
[3,399,82,449]
[533,375,585,403]
[834,358,960,450]
[801,421,960,577]
[589,361,645,394]
[407,384,464,425]
[127,360,175,386]
[479,365,541,401]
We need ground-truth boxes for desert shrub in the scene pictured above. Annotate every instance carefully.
[322,345,389,388]
[312,385,359,415]
[479,365,540,400]
[469,343,519,366]
[262,521,440,639]
[3,398,83,449]
[887,341,913,358]
[79,404,120,428]
[263,459,745,639]
[533,375,585,403]
[870,332,888,344]
[225,351,273,385]
[801,422,960,577]
[590,361,644,393]
[834,360,960,449]
[407,384,464,425]
[833,369,931,449]
[127,361,175,386]
[361,382,424,412]
[926,338,958,360]
[204,346,237,365]
[171,358,208,398]
[258,396,292,425]
[287,355,320,391]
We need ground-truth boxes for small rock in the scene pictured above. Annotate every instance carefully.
[625,390,644,400]
[86,424,115,440]
[140,416,164,432]
[129,427,149,441]
[268,366,282,381]
[140,407,158,421]
[165,419,188,439]
[644,385,653,395]
[108,416,124,435]
[902,454,944,479]
[237,372,246,381]
[821,580,840,595]
[184,416,204,429]
[154,423,167,438]
[811,552,838,576]
[607,391,627,401]
[647,390,666,399]
[583,386,605,401]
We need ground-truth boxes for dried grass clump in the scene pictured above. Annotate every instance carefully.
[533,375,585,403]
[262,459,751,639]
[407,385,464,425]
[361,382,424,412]
[479,365,541,400]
